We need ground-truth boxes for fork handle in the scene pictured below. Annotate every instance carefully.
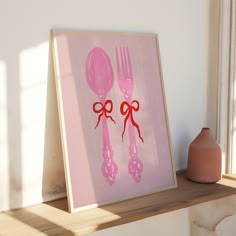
[101,116,118,185]
[128,119,143,182]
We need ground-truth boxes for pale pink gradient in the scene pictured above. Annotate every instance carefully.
[53,31,176,210]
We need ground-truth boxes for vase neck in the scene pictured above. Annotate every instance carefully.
[193,127,217,147]
[200,128,211,138]
[201,127,210,132]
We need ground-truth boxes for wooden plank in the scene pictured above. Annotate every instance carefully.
[1,172,236,236]
[223,174,236,181]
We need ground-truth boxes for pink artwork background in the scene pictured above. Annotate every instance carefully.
[53,30,176,211]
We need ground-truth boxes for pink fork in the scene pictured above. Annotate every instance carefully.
[116,47,143,183]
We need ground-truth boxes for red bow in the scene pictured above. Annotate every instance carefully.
[93,100,115,128]
[120,100,144,143]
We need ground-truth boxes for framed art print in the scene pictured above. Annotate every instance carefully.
[51,29,177,212]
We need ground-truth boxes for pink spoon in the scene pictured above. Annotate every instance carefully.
[86,47,118,185]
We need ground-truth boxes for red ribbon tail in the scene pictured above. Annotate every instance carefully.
[131,117,144,143]
[121,131,125,142]
[105,114,116,124]
[122,115,129,142]
[121,124,126,142]
[137,125,144,143]
[95,113,103,128]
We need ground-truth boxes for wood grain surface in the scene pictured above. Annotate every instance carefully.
[1,171,236,236]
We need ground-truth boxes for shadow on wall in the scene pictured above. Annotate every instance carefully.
[5,44,23,211]
[0,1,71,233]
[42,40,66,202]
[0,2,69,212]
[0,28,68,236]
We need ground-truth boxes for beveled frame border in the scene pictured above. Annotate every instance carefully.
[51,29,177,212]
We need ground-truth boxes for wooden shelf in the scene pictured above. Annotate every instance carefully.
[1,171,236,236]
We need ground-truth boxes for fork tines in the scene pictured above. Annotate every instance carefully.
[116,47,133,79]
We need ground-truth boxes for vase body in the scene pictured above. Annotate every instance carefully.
[187,128,222,183]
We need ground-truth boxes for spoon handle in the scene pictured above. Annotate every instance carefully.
[128,119,143,182]
[101,116,118,185]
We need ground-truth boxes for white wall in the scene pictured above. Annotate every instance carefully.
[0,0,218,234]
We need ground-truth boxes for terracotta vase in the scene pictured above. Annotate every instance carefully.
[187,127,222,183]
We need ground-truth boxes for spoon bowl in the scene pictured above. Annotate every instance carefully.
[86,47,114,99]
